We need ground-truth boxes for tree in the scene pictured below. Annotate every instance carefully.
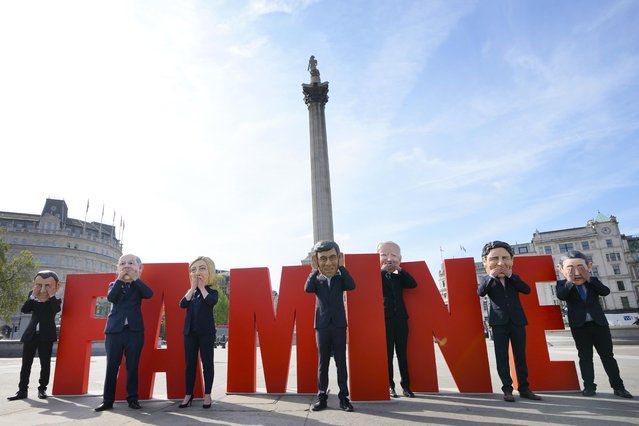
[0,230,37,322]
[213,274,229,325]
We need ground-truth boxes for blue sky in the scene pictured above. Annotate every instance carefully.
[1,0,638,287]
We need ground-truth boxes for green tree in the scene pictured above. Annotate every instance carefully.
[0,230,37,322]
[213,274,229,325]
[214,290,229,326]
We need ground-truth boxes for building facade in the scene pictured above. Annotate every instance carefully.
[0,198,122,339]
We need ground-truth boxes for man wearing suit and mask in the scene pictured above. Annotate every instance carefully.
[7,270,61,401]
[95,254,153,412]
[478,241,541,402]
[305,240,356,412]
[377,241,417,398]
[556,250,632,398]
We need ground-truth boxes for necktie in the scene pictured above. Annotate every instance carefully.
[577,285,587,302]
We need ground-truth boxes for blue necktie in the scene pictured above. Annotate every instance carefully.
[577,285,587,302]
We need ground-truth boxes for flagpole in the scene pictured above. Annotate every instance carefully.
[111,209,116,238]
[83,199,89,234]
[98,204,104,240]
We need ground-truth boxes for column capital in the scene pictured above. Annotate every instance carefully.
[302,82,329,106]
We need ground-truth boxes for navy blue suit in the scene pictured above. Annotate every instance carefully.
[17,292,61,394]
[478,274,531,393]
[305,266,356,400]
[556,277,625,391]
[102,279,153,403]
[180,287,218,394]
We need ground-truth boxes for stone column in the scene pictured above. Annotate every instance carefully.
[302,70,334,244]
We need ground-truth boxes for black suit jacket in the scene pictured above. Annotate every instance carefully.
[104,279,154,333]
[556,277,609,327]
[20,292,61,342]
[478,274,530,326]
[180,287,219,335]
[305,266,356,329]
[381,269,417,319]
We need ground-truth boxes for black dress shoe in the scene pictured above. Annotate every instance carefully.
[402,388,415,398]
[203,396,212,409]
[519,389,542,400]
[38,390,48,399]
[128,400,142,409]
[390,387,398,398]
[503,392,515,402]
[614,388,633,398]
[311,398,327,411]
[339,398,354,412]
[178,395,193,408]
[94,402,114,412]
[7,392,28,401]
[582,388,596,397]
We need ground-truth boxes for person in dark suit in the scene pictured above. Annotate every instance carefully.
[477,241,541,402]
[305,240,356,412]
[7,270,61,401]
[377,241,417,398]
[95,254,153,412]
[556,250,632,398]
[178,256,219,409]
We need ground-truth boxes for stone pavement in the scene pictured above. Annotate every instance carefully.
[1,336,638,426]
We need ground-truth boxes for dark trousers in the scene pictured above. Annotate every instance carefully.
[492,322,529,393]
[316,324,349,400]
[184,332,215,394]
[385,316,410,389]
[103,327,144,403]
[571,322,624,390]
[18,334,53,393]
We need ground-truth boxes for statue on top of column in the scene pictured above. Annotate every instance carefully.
[308,55,321,83]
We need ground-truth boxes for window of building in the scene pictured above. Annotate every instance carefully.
[544,246,552,254]
[518,246,529,254]
[605,252,621,262]
[586,255,593,263]
[581,241,590,250]
[606,239,613,248]
[592,266,599,277]
[559,243,574,253]
[621,296,630,310]
[612,264,621,275]
[617,281,625,291]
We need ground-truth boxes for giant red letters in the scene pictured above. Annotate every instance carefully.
[52,255,579,399]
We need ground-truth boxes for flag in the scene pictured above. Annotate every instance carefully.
[460,245,466,253]
[86,199,90,213]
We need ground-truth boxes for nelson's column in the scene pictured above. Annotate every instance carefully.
[303,55,334,246]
